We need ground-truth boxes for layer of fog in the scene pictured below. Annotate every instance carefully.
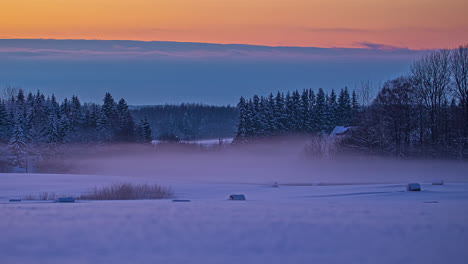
[54,138,468,185]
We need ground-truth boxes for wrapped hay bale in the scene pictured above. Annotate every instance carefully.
[229,194,246,200]
[406,183,421,192]
[56,197,75,203]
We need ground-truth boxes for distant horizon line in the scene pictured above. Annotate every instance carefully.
[0,37,429,51]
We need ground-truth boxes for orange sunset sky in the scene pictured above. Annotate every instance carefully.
[1,0,467,49]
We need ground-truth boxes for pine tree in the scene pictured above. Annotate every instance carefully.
[16,90,25,108]
[85,103,100,129]
[137,119,152,143]
[0,100,11,142]
[251,95,262,136]
[15,90,27,128]
[285,92,293,131]
[26,92,34,108]
[245,99,255,137]
[300,89,310,132]
[98,93,119,141]
[337,87,352,125]
[49,95,60,113]
[258,96,270,136]
[326,89,338,130]
[8,123,27,169]
[117,98,135,142]
[44,112,61,147]
[235,97,248,141]
[351,90,360,123]
[182,112,195,140]
[291,90,301,132]
[307,89,316,132]
[70,96,82,123]
[314,88,327,132]
[273,92,286,134]
[27,91,48,142]
[102,93,118,122]
[58,115,69,143]
[265,93,276,135]
[61,98,71,118]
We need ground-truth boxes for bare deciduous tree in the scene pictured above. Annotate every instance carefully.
[451,44,468,134]
[411,49,451,142]
[356,80,378,106]
[1,85,20,100]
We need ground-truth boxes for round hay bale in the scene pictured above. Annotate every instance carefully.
[229,194,246,200]
[406,183,421,192]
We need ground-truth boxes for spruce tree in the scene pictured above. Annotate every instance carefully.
[117,98,135,142]
[27,91,48,143]
[251,95,262,136]
[351,90,360,123]
[265,93,276,135]
[137,119,152,143]
[291,90,301,132]
[273,92,286,134]
[44,112,61,147]
[8,123,27,169]
[300,89,310,132]
[49,95,60,115]
[15,90,27,129]
[70,95,83,123]
[337,87,352,125]
[245,99,255,137]
[314,88,327,132]
[285,92,293,131]
[182,112,194,140]
[307,89,316,132]
[0,100,11,142]
[98,93,119,141]
[325,89,338,131]
[235,97,248,141]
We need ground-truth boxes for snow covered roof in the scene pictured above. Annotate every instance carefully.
[330,126,351,136]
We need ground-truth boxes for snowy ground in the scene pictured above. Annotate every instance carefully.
[152,138,234,146]
[1,171,468,264]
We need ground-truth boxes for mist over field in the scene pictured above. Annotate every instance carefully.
[35,140,468,186]
[2,140,468,264]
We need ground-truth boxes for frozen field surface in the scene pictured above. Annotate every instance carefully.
[1,173,468,264]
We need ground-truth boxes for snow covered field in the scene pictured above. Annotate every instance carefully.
[1,169,468,264]
[1,142,468,264]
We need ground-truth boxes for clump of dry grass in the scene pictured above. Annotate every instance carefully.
[79,183,174,200]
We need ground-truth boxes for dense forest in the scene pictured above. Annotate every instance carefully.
[0,91,152,171]
[0,90,238,172]
[1,44,466,172]
[235,45,468,159]
[235,87,358,140]
[131,104,238,141]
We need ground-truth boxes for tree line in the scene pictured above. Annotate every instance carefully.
[131,104,238,141]
[235,87,359,142]
[235,44,468,159]
[0,91,152,170]
[346,45,468,159]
